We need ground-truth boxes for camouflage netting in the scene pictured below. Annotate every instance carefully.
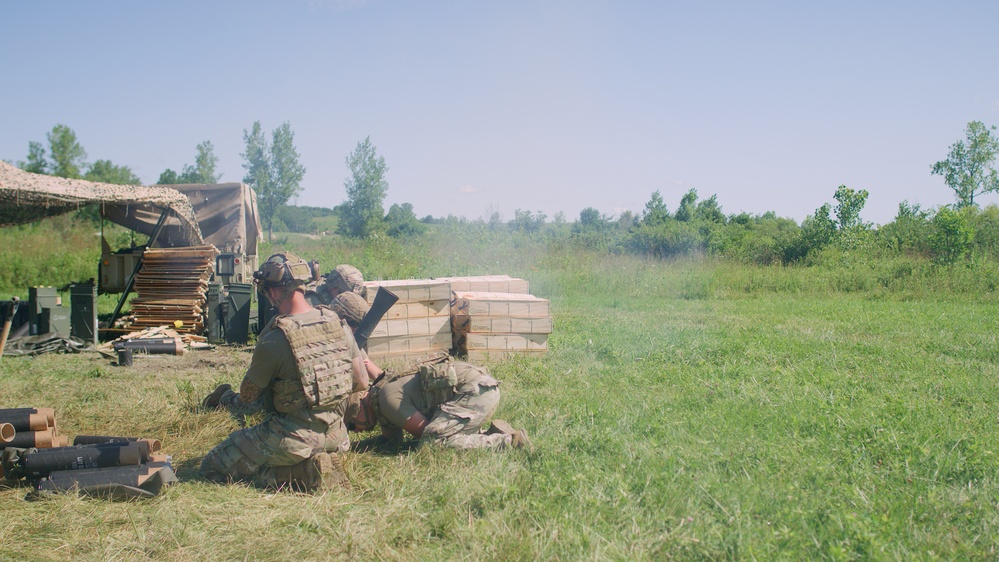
[0,160,204,246]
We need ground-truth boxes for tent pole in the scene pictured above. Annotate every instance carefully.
[107,208,171,330]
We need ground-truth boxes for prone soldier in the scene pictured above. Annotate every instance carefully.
[332,292,532,451]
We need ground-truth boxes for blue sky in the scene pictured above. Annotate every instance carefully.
[3,1,998,225]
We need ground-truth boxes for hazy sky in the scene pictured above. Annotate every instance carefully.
[3,1,998,225]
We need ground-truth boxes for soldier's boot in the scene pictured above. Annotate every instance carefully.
[259,455,348,493]
[303,452,351,491]
[485,419,515,436]
[511,429,534,452]
[202,384,232,409]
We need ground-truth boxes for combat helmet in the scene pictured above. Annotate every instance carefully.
[253,252,313,289]
[331,291,370,328]
[325,264,367,298]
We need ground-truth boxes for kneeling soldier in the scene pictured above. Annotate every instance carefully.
[199,252,369,491]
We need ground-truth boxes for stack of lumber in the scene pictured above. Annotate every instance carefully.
[451,291,552,361]
[0,407,69,450]
[128,246,218,334]
[362,279,452,366]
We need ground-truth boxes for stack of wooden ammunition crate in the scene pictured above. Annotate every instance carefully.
[363,274,552,364]
[362,278,453,366]
[129,246,218,334]
[449,278,551,361]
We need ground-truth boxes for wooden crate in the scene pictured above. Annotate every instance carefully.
[363,279,450,304]
[434,275,530,294]
[452,315,553,334]
[368,316,449,339]
[450,292,550,317]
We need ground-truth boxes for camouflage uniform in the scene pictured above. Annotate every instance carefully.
[200,307,361,485]
[304,264,366,307]
[371,359,510,450]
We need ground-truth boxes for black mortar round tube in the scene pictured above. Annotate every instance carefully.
[73,435,161,452]
[22,444,142,478]
[0,412,50,432]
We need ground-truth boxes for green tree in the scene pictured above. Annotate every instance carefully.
[675,189,697,222]
[833,185,869,230]
[642,190,670,227]
[930,206,974,263]
[338,137,389,238]
[18,141,48,174]
[695,194,725,222]
[932,121,999,208]
[241,121,305,241]
[269,122,306,213]
[157,169,181,184]
[385,202,426,237]
[180,140,221,184]
[84,160,141,185]
[47,124,87,178]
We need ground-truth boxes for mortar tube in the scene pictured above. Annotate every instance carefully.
[30,440,151,463]
[0,408,55,426]
[74,436,162,452]
[0,423,14,443]
[0,428,53,449]
[22,443,144,478]
[115,338,185,355]
[69,440,151,462]
[0,412,49,432]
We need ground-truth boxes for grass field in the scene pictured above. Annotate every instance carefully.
[1,230,998,560]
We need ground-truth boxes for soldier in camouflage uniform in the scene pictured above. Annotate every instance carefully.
[199,252,370,491]
[346,355,532,450]
[304,264,367,307]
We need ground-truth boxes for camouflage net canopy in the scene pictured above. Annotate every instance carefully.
[0,160,204,247]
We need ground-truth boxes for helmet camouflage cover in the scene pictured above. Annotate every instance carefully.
[326,264,366,297]
[331,291,370,327]
[253,252,313,289]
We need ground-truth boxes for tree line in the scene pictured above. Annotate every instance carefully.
[8,120,999,265]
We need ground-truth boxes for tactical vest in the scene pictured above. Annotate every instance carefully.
[369,352,455,422]
[271,307,353,413]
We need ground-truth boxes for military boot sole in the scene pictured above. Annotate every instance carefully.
[486,419,516,436]
[202,384,232,409]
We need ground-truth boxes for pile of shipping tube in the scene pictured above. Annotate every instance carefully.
[0,408,68,448]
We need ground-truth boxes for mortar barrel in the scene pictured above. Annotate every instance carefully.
[0,408,55,426]
[74,435,162,452]
[22,443,144,478]
[37,464,158,491]
[0,428,53,449]
[0,423,14,443]
[0,412,51,431]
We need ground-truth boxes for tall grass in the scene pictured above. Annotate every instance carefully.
[1,219,997,559]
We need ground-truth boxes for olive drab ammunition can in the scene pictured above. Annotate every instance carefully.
[225,283,253,344]
[70,282,98,346]
[206,283,224,344]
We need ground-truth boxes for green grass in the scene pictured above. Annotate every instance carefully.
[1,223,998,559]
